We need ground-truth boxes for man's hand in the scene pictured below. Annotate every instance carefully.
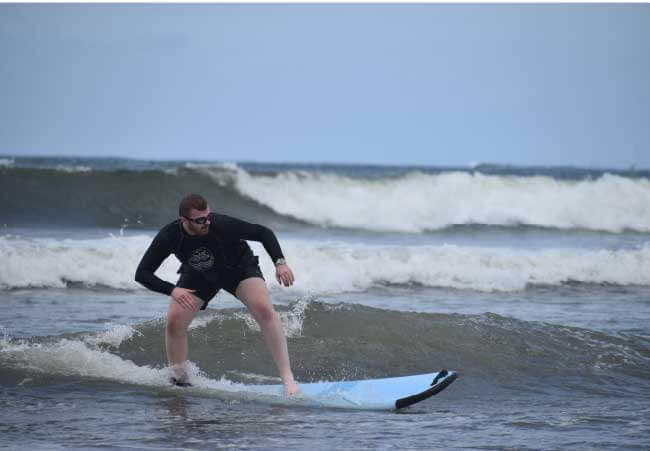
[171,287,199,310]
[275,263,295,287]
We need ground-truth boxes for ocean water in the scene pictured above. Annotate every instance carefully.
[1,156,649,450]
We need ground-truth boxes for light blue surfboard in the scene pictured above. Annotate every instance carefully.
[244,369,457,410]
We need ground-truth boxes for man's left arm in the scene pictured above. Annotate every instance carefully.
[223,215,295,286]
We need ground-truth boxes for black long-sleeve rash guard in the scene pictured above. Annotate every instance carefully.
[134,213,285,296]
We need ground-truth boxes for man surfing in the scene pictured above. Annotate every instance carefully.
[135,193,300,396]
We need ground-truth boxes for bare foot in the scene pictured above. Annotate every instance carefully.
[283,380,301,397]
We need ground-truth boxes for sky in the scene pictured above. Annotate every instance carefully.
[1,4,649,168]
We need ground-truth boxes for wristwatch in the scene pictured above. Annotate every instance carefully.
[275,258,287,266]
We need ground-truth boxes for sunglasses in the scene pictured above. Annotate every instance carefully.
[183,215,210,225]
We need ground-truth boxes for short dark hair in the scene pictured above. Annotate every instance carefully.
[179,194,208,217]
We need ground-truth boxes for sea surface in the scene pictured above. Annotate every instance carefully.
[1,156,649,450]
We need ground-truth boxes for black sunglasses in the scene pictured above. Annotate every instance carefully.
[183,215,210,225]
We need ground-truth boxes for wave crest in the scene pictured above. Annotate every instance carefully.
[2,164,649,233]
[224,168,650,233]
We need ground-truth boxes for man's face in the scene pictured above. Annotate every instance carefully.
[182,207,211,236]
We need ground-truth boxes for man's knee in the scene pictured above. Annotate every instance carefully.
[166,308,192,336]
[236,278,274,322]
[248,297,275,324]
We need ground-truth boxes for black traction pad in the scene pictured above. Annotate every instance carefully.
[395,370,458,409]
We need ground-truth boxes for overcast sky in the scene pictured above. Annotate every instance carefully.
[1,4,648,168]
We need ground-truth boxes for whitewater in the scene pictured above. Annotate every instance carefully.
[2,235,650,293]
[211,165,650,233]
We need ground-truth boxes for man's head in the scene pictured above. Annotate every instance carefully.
[179,194,210,236]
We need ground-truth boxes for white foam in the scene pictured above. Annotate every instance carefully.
[83,324,142,348]
[3,234,650,293]
[188,311,223,330]
[0,158,14,168]
[0,234,179,290]
[0,338,169,385]
[0,338,332,408]
[251,241,650,293]
[0,336,276,398]
[196,165,650,233]
[54,165,92,173]
[212,300,306,338]
[184,162,240,187]
[282,300,307,338]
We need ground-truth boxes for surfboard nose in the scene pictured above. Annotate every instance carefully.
[395,370,457,410]
[431,369,448,386]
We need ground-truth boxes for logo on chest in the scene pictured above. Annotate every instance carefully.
[188,246,215,271]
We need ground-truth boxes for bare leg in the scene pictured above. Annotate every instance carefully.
[165,295,201,380]
[235,277,300,396]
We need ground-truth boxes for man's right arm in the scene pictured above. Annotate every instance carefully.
[134,232,176,296]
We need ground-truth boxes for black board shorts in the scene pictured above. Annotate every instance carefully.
[176,258,265,310]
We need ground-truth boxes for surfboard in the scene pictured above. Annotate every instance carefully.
[244,369,457,410]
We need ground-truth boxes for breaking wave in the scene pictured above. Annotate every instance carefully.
[220,166,650,233]
[2,234,650,293]
[2,163,649,233]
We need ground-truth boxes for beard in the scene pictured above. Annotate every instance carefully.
[187,222,209,236]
